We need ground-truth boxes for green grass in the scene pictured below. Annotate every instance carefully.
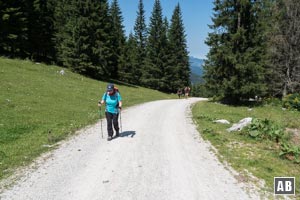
[0,57,175,180]
[192,101,300,196]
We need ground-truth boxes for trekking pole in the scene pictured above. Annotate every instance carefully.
[119,108,122,134]
[99,105,103,138]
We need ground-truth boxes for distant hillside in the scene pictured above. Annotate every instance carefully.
[189,57,204,84]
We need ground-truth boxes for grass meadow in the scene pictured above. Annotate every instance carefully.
[192,101,300,196]
[0,57,175,180]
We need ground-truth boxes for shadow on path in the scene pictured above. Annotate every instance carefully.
[119,131,136,138]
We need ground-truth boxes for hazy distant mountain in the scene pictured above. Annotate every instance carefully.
[189,57,204,84]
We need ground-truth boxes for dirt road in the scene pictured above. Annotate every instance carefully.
[0,98,259,200]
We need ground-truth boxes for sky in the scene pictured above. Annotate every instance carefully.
[110,0,215,59]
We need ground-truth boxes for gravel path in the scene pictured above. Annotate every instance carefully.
[0,98,259,200]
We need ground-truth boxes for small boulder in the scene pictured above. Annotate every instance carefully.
[59,69,65,75]
[214,119,230,124]
[227,117,252,132]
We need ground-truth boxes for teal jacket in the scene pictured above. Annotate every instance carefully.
[102,92,122,114]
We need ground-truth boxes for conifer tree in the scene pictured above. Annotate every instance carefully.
[109,0,126,79]
[168,4,190,92]
[54,0,92,73]
[74,0,99,74]
[0,0,28,57]
[204,0,267,104]
[159,16,172,92]
[53,0,76,67]
[269,0,300,96]
[143,0,167,90]
[93,0,114,78]
[27,0,55,62]
[120,33,139,84]
[54,0,113,79]
[133,0,147,85]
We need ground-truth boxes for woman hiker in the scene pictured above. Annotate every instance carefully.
[98,83,122,141]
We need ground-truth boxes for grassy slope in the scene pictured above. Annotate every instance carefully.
[192,101,300,195]
[0,57,174,179]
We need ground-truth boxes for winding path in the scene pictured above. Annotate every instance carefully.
[0,98,258,200]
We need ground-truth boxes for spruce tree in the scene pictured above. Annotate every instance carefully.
[54,0,93,73]
[269,0,300,96]
[0,0,28,57]
[54,0,113,79]
[109,0,126,79]
[93,0,114,78]
[204,0,267,104]
[74,0,98,74]
[168,4,190,92]
[143,0,167,90]
[27,0,55,62]
[53,0,77,68]
[119,33,139,84]
[159,16,172,92]
[133,0,147,85]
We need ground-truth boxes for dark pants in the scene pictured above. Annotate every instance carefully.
[105,112,119,137]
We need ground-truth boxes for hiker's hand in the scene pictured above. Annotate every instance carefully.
[118,106,122,110]
[98,101,102,107]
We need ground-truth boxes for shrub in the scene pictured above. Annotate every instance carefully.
[243,118,285,142]
[279,143,300,163]
[263,97,282,106]
[282,93,300,111]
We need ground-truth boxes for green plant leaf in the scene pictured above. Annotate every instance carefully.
[249,130,260,137]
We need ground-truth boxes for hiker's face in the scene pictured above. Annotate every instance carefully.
[108,90,114,95]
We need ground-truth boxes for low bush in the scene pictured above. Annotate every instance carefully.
[282,93,300,111]
[279,143,300,163]
[243,118,285,143]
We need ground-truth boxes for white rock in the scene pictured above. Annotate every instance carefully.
[59,69,65,75]
[227,117,252,132]
[214,119,230,124]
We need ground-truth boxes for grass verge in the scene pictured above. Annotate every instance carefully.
[192,101,300,196]
[0,57,175,180]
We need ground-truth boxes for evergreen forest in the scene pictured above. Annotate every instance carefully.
[1,0,300,103]
[0,0,189,93]
[202,0,300,103]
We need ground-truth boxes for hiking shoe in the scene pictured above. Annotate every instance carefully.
[107,136,112,141]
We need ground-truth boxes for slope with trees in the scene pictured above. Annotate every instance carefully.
[0,0,191,93]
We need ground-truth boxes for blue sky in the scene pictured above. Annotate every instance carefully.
[110,0,215,59]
